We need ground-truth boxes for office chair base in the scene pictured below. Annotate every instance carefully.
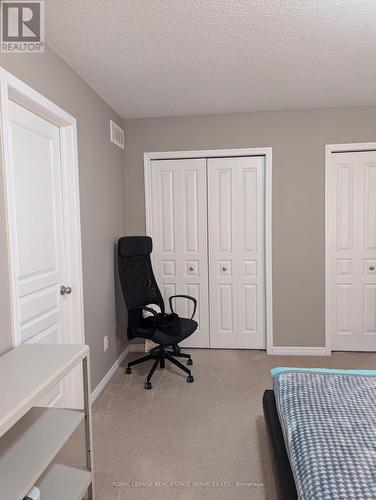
[125,345,193,389]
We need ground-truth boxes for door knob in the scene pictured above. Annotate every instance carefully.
[370,266,375,271]
[189,266,194,271]
[60,285,72,295]
[222,266,227,272]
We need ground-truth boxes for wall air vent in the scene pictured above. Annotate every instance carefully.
[110,120,125,149]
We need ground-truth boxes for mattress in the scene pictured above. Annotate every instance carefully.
[272,367,376,500]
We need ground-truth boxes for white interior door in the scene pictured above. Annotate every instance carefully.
[329,151,376,351]
[150,159,210,347]
[8,100,71,406]
[208,157,265,349]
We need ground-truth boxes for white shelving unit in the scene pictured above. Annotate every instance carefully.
[0,344,93,500]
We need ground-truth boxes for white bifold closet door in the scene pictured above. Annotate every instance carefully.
[208,157,265,349]
[150,159,210,347]
[148,155,265,349]
[329,151,376,351]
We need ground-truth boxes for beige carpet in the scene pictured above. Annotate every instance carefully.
[58,349,376,500]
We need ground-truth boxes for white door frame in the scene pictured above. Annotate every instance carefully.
[325,142,376,354]
[0,68,85,405]
[144,147,274,353]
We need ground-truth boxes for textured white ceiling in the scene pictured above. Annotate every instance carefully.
[46,0,376,119]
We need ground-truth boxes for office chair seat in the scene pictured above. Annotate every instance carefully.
[137,317,198,345]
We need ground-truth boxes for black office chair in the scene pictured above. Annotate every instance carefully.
[118,236,198,389]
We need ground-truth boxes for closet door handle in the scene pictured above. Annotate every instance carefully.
[222,266,227,272]
[189,266,194,272]
[370,266,375,271]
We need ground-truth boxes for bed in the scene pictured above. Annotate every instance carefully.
[263,368,376,500]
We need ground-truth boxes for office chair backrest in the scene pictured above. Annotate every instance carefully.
[118,236,165,321]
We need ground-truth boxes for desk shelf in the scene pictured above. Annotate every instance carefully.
[38,464,92,500]
[0,344,93,500]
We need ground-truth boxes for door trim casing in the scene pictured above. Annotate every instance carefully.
[325,142,376,355]
[0,68,85,405]
[144,148,273,353]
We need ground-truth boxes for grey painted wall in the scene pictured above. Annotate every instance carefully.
[123,107,376,347]
[0,48,129,389]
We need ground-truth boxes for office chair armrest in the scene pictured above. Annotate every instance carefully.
[169,295,197,320]
[130,306,159,316]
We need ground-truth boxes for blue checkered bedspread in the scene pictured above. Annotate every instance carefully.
[272,368,376,499]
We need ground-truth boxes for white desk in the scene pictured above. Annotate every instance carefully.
[0,344,93,500]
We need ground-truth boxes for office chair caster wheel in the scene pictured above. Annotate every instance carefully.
[187,375,194,383]
[125,367,132,374]
[187,358,193,366]
[144,382,152,390]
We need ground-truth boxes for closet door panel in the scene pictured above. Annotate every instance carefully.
[151,166,178,297]
[150,159,209,347]
[361,159,376,340]
[208,164,237,347]
[159,170,176,252]
[208,157,265,349]
[330,151,376,350]
[218,284,234,332]
[237,162,265,347]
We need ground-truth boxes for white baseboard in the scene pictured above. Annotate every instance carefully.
[92,343,144,402]
[269,346,331,356]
